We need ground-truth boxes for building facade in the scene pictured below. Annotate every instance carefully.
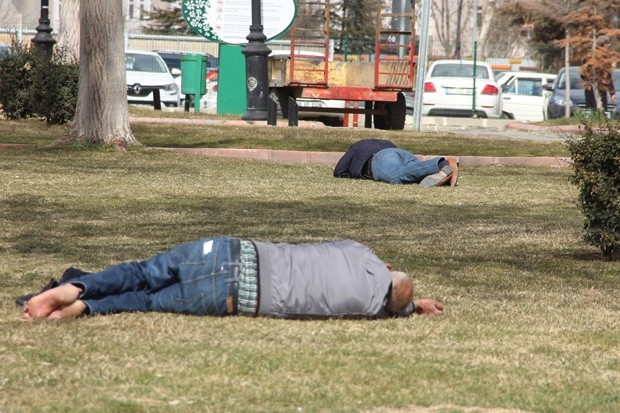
[0,0,163,37]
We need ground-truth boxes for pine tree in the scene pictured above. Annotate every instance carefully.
[142,0,192,35]
[331,0,379,54]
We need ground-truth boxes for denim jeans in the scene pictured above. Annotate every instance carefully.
[71,237,240,316]
[371,148,442,184]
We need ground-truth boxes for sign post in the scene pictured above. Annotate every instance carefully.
[241,0,272,120]
[182,0,297,119]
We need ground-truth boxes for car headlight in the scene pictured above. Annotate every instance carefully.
[552,96,573,107]
[163,83,178,94]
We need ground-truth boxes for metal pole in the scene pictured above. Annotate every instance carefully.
[471,0,478,118]
[241,0,272,121]
[412,0,431,131]
[564,27,571,118]
[31,0,56,55]
[453,0,463,59]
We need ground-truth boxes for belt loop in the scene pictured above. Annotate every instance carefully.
[226,238,241,315]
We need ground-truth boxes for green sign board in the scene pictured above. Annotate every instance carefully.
[183,0,297,45]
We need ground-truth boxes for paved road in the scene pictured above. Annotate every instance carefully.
[407,116,577,143]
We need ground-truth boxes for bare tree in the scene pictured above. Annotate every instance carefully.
[430,0,473,57]
[478,0,498,57]
[57,0,80,61]
[58,0,137,148]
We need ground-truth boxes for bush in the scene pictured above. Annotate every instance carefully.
[566,115,620,260]
[0,42,38,119]
[0,41,78,124]
[31,46,79,125]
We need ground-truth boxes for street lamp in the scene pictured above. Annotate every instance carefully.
[31,0,56,55]
[241,0,272,120]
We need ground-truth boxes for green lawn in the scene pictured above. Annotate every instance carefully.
[0,116,618,413]
[0,111,570,158]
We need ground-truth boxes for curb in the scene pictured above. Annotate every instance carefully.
[2,143,570,168]
[154,147,571,168]
[505,121,582,134]
[1,116,573,168]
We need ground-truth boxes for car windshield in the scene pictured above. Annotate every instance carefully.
[557,70,583,89]
[431,63,490,79]
[613,70,620,89]
[159,55,181,71]
[0,44,10,62]
[125,53,168,73]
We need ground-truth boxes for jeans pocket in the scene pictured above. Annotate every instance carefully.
[174,291,209,315]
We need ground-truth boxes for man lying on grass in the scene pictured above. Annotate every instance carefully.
[334,138,459,187]
[21,237,444,320]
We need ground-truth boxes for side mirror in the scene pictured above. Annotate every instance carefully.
[171,68,181,77]
[542,83,553,91]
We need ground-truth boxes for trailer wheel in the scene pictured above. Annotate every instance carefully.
[269,88,290,119]
[373,93,407,130]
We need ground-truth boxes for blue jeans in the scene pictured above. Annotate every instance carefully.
[371,148,442,184]
[71,237,239,316]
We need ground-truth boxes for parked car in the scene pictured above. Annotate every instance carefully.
[125,50,181,107]
[497,71,557,121]
[544,67,620,119]
[157,51,219,74]
[421,59,503,118]
[403,90,415,114]
[0,43,10,62]
[156,50,219,108]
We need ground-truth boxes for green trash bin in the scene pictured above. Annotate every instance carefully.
[181,53,208,112]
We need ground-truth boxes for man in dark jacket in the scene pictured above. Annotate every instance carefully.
[334,139,458,187]
[22,237,444,320]
[580,35,616,112]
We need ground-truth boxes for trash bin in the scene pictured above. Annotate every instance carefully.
[217,44,246,115]
[181,53,207,112]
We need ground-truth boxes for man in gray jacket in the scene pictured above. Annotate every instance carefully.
[22,237,444,320]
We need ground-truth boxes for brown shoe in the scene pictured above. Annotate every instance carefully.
[447,157,459,187]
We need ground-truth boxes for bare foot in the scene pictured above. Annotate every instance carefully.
[24,284,82,319]
[48,300,87,319]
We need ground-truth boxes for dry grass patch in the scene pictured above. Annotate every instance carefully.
[1,148,619,413]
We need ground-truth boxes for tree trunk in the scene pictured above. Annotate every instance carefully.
[59,0,138,148]
[477,0,496,58]
[57,0,80,61]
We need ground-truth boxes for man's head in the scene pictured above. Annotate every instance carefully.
[386,271,414,313]
[597,35,611,47]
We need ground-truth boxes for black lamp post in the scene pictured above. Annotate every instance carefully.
[31,0,56,55]
[241,0,272,120]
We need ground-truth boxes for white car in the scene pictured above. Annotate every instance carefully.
[125,50,181,107]
[497,71,557,121]
[421,59,503,118]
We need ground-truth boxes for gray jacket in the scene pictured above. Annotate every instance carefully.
[253,240,398,318]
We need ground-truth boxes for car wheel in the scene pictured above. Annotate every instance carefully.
[269,88,290,119]
[374,93,407,130]
[500,111,514,120]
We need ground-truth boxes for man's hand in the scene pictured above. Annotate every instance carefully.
[413,299,444,316]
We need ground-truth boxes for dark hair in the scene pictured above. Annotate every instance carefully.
[597,35,610,47]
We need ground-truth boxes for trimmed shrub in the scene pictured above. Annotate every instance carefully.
[31,46,79,125]
[566,115,620,260]
[0,41,78,124]
[0,42,38,119]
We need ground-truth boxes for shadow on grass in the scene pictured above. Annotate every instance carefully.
[1,187,593,282]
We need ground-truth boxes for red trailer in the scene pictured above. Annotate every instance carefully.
[268,0,415,129]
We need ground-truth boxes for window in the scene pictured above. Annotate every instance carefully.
[432,63,490,79]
